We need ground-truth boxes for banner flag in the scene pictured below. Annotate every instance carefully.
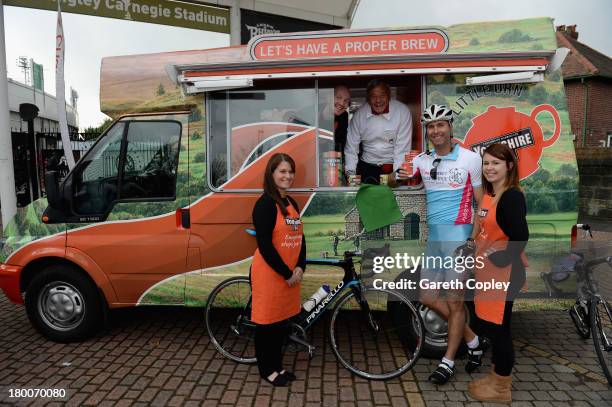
[55,2,76,170]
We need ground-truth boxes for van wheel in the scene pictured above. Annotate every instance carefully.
[25,265,103,343]
[391,300,474,359]
[389,269,474,359]
[415,302,474,359]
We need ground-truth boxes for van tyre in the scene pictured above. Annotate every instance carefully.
[25,265,103,343]
[390,268,474,359]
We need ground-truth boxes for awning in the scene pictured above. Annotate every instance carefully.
[172,50,556,94]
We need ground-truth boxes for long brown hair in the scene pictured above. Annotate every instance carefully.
[481,143,520,197]
[263,153,295,216]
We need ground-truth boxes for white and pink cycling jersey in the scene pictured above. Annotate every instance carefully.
[413,144,482,225]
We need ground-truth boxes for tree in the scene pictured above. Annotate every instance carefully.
[82,117,113,135]
[499,29,533,43]
[469,38,480,46]
[530,168,552,183]
[453,111,475,138]
[528,85,548,105]
[189,108,202,122]
[548,91,567,109]
[533,195,558,213]
[556,163,578,178]
[428,90,448,106]
[442,74,456,84]
[548,70,562,82]
[549,177,578,212]
[157,83,165,96]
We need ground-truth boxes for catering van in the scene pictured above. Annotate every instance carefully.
[0,17,578,355]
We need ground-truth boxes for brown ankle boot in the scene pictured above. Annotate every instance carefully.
[468,371,512,404]
[468,363,495,391]
[468,370,494,391]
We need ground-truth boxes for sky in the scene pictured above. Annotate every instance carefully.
[4,0,611,130]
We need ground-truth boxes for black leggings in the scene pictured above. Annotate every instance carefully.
[473,300,515,376]
[254,319,290,378]
[473,262,525,376]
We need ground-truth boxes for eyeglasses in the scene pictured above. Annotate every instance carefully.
[430,158,442,180]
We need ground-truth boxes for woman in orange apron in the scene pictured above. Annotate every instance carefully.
[251,153,306,386]
[467,143,528,404]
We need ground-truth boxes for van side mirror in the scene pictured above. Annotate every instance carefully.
[44,171,62,210]
[42,171,71,223]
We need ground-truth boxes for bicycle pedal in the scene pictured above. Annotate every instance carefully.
[289,334,316,357]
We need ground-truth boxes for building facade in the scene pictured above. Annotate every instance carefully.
[7,78,81,207]
[8,78,78,133]
[557,25,612,148]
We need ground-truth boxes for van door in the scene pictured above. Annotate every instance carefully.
[65,113,190,305]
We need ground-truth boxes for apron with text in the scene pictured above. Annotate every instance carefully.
[251,201,303,325]
[475,194,527,325]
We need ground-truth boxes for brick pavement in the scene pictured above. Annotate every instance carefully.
[1,292,611,406]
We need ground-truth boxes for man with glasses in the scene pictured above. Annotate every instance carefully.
[396,104,485,385]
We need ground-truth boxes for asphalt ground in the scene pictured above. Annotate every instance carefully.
[1,290,611,407]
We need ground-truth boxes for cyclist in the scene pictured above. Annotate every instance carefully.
[251,153,306,387]
[468,143,528,403]
[396,104,486,385]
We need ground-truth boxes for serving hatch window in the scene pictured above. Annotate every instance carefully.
[206,76,422,190]
[208,82,318,189]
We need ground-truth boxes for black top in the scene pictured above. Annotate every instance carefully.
[252,194,307,280]
[487,187,529,268]
[334,111,349,154]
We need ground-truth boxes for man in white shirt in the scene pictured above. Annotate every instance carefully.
[344,79,413,184]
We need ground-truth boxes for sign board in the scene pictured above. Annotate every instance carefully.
[5,0,230,33]
[240,8,340,45]
[249,29,449,60]
[31,61,44,91]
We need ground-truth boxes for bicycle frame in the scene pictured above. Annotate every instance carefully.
[226,252,366,339]
[299,254,362,329]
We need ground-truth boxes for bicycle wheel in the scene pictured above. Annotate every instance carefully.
[590,297,612,385]
[569,302,590,339]
[329,285,424,380]
[204,277,257,364]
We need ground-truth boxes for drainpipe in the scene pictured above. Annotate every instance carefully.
[581,77,588,148]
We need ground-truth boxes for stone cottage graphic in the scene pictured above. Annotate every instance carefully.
[344,190,428,241]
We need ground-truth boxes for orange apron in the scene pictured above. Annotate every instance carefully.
[474,194,527,325]
[251,201,303,325]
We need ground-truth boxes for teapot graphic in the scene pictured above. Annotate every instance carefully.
[455,105,561,180]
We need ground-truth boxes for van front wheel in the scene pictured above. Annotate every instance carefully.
[25,265,103,343]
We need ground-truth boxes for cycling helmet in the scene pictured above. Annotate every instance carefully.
[421,104,454,124]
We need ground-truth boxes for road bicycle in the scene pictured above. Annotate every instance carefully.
[204,249,425,380]
[542,224,612,385]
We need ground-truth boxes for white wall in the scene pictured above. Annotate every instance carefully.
[7,78,78,132]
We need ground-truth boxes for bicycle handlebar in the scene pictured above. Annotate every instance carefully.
[585,256,612,270]
[542,255,612,297]
[306,251,359,267]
